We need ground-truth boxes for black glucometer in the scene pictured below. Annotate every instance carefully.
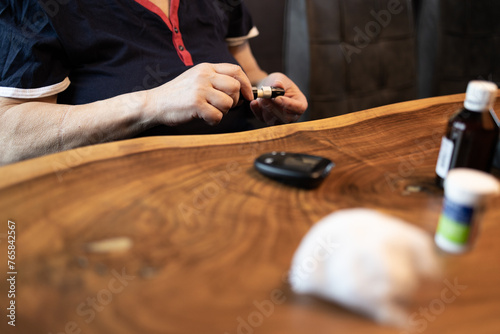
[254,152,334,188]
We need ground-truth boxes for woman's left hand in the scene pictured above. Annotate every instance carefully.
[250,73,308,125]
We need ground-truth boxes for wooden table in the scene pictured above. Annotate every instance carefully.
[1,94,499,334]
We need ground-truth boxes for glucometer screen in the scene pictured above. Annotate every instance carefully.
[283,156,321,172]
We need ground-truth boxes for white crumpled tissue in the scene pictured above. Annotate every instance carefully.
[289,208,440,327]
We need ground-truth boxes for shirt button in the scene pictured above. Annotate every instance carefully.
[174,27,179,33]
[179,45,184,51]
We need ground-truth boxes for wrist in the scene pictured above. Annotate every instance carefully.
[250,71,269,86]
[255,72,286,88]
[125,89,158,130]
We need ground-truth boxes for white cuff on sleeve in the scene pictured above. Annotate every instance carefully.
[0,77,70,99]
[225,26,260,47]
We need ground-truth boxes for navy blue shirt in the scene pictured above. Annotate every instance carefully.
[0,0,258,134]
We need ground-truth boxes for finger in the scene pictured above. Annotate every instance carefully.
[262,109,280,125]
[211,63,254,101]
[250,100,264,122]
[196,102,224,126]
[259,99,286,124]
[274,96,308,115]
[205,88,235,115]
[209,74,241,108]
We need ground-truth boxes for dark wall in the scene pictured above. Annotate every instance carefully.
[245,0,286,74]
[416,0,500,98]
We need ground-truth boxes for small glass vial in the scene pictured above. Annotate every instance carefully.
[435,80,499,188]
[435,168,499,254]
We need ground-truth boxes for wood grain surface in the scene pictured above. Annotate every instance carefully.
[1,94,499,334]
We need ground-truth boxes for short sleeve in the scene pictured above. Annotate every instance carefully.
[224,1,259,46]
[0,1,70,98]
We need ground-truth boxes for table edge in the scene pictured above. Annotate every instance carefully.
[0,94,465,188]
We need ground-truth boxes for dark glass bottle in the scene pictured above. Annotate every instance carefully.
[435,81,499,188]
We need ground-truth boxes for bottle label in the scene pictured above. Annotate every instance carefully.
[436,136,454,178]
[436,198,475,245]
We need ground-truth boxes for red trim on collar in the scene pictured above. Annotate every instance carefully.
[134,0,193,66]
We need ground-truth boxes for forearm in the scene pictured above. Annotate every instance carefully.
[0,91,149,165]
[229,42,268,85]
[0,62,255,165]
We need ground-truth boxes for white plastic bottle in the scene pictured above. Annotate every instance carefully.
[435,168,500,253]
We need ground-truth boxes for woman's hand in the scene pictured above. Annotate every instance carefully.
[250,73,308,125]
[144,63,254,127]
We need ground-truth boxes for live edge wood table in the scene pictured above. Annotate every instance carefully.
[1,94,499,334]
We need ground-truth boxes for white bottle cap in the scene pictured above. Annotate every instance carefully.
[444,168,500,206]
[463,80,498,112]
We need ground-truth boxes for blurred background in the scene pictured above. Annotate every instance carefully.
[246,0,500,121]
